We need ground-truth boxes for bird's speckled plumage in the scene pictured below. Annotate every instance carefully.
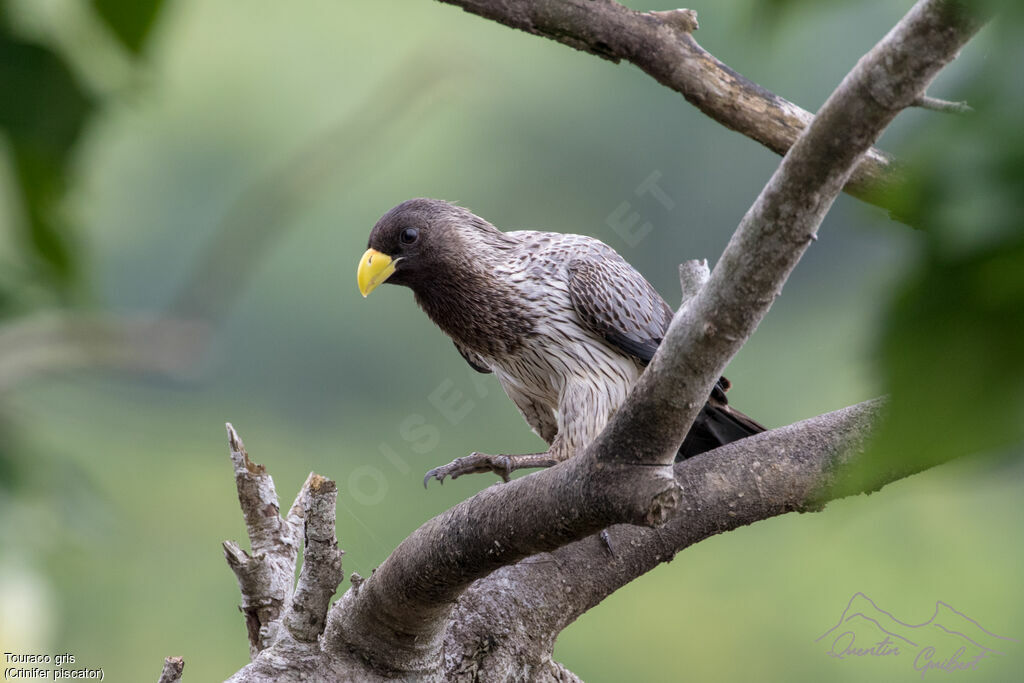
[366,198,762,463]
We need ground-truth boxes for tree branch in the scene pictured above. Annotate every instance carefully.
[443,400,889,676]
[221,431,348,681]
[437,0,911,212]
[677,258,710,310]
[913,94,973,114]
[323,450,682,675]
[222,425,305,657]
[156,656,184,683]
[281,475,344,643]
[594,0,985,468]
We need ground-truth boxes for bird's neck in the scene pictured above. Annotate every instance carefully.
[412,264,535,358]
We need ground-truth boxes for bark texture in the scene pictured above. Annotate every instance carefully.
[441,400,887,678]
[221,425,306,657]
[156,657,184,683]
[157,1,986,679]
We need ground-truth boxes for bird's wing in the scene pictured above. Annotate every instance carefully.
[567,256,674,365]
[566,247,765,457]
[454,341,491,374]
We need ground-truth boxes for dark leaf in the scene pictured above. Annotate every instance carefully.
[878,239,1024,464]
[851,7,1024,487]
[0,35,92,158]
[0,30,93,296]
[91,0,166,54]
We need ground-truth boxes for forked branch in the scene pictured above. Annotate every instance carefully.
[441,400,889,676]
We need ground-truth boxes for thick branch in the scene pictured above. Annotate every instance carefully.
[594,0,984,468]
[452,390,975,673]
[224,394,977,682]
[437,0,904,210]
[323,455,680,674]
[444,400,887,675]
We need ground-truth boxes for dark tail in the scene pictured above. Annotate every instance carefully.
[676,395,765,461]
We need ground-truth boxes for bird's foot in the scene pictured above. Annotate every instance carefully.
[423,452,559,487]
[424,452,513,487]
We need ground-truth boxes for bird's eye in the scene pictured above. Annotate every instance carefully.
[400,228,419,245]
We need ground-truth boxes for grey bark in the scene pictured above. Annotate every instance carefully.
[442,400,886,678]
[159,1,986,679]
[156,656,184,683]
[914,94,974,114]
[281,475,345,643]
[221,425,306,656]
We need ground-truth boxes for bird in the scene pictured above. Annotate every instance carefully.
[357,198,764,486]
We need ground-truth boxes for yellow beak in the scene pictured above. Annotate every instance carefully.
[357,248,398,297]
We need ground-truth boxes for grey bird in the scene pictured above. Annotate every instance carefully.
[357,198,764,485]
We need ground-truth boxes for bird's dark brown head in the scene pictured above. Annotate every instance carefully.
[357,198,507,296]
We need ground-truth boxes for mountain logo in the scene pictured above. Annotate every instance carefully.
[816,592,1017,678]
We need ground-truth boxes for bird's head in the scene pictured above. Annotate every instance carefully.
[357,198,507,297]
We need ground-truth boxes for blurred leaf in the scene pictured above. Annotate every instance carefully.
[0,28,93,299]
[0,34,90,163]
[0,403,27,492]
[91,0,165,54]
[0,284,13,319]
[877,87,1024,248]
[9,147,78,294]
[856,3,1024,484]
[873,239,1024,472]
[0,430,23,493]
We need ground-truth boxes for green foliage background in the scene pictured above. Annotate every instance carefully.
[0,0,1021,681]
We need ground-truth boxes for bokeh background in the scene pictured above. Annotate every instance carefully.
[1,0,1022,680]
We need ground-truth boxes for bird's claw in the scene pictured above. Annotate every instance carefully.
[423,452,513,488]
